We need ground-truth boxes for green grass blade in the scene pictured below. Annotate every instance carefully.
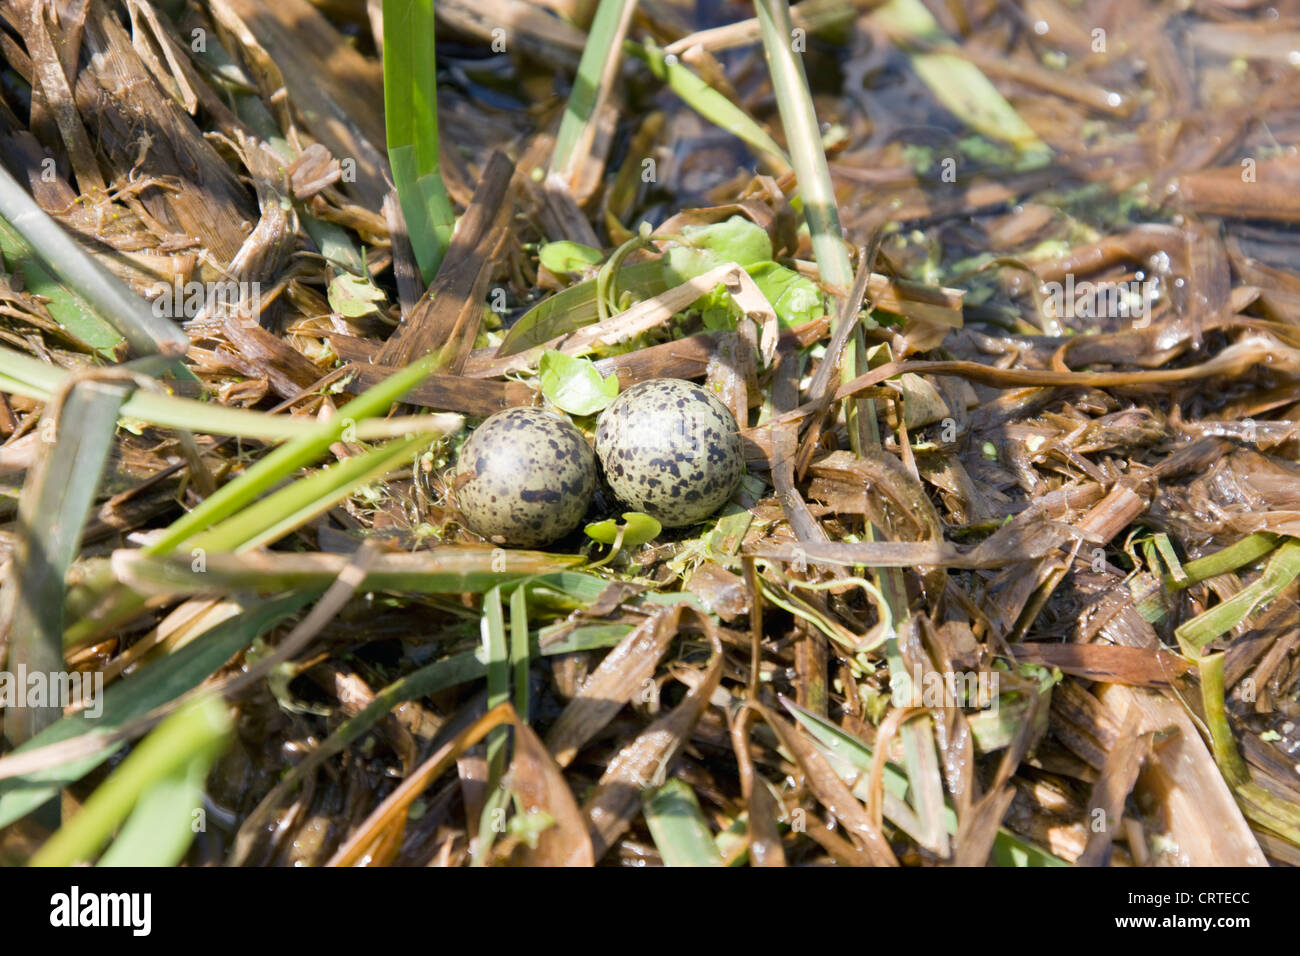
[55,402,445,654]
[990,830,1072,867]
[1198,652,1248,787]
[3,381,127,745]
[753,0,851,295]
[1195,650,1300,844]
[143,353,448,555]
[870,0,1049,155]
[538,623,634,654]
[383,0,454,282]
[96,745,210,866]
[753,0,909,617]
[113,549,584,598]
[0,344,454,443]
[186,435,428,553]
[899,712,950,857]
[1168,532,1280,590]
[783,698,1066,865]
[551,0,639,183]
[633,40,791,175]
[482,585,509,783]
[0,593,311,829]
[644,779,724,866]
[510,582,531,721]
[752,0,865,451]
[881,638,947,856]
[472,585,510,866]
[29,695,231,866]
[1175,538,1300,648]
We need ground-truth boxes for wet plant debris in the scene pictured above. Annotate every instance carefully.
[0,0,1299,869]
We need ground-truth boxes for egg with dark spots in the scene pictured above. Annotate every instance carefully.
[454,407,597,547]
[594,379,743,528]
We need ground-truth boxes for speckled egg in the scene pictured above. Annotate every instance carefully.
[594,379,743,528]
[454,407,596,547]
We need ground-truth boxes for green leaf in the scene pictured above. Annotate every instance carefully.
[518,571,618,613]
[583,519,618,544]
[482,585,509,780]
[0,166,187,358]
[473,585,510,866]
[643,780,723,866]
[689,284,739,331]
[1198,652,1248,787]
[677,218,773,268]
[1168,532,1279,590]
[662,216,825,328]
[327,272,386,317]
[753,0,905,611]
[510,583,532,721]
[538,350,619,415]
[538,623,634,654]
[497,261,667,356]
[663,244,720,288]
[539,241,605,275]
[619,512,662,546]
[584,512,661,547]
[0,217,123,358]
[747,261,826,326]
